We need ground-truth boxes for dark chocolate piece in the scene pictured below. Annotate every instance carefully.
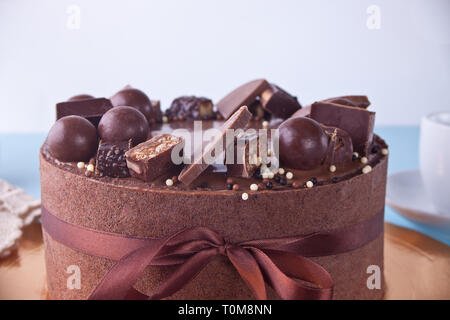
[125,134,184,182]
[46,115,98,162]
[323,126,353,165]
[290,105,311,118]
[248,99,270,120]
[110,87,162,123]
[166,96,214,121]
[260,84,301,119]
[68,94,94,101]
[216,79,270,119]
[226,132,260,178]
[310,102,375,155]
[96,140,132,178]
[98,106,149,145]
[179,106,252,185]
[278,117,328,170]
[56,98,113,127]
[322,95,370,108]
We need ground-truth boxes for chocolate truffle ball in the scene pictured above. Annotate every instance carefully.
[278,117,328,170]
[98,106,149,144]
[46,115,98,162]
[110,88,162,123]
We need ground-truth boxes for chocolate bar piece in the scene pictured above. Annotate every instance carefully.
[216,79,270,119]
[322,96,370,108]
[260,84,301,119]
[311,102,375,155]
[179,106,252,185]
[290,105,311,118]
[226,132,260,178]
[323,126,353,165]
[125,134,184,182]
[96,140,132,178]
[56,98,113,127]
[166,96,214,121]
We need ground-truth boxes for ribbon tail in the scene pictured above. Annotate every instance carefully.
[226,246,267,300]
[149,248,218,300]
[249,248,334,300]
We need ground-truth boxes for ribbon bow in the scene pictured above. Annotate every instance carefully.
[41,206,383,300]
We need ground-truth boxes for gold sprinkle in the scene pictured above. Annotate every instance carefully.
[329,165,336,173]
[86,164,95,172]
[360,157,368,164]
[381,148,389,156]
[77,162,85,169]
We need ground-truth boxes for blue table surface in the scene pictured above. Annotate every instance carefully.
[0,127,449,245]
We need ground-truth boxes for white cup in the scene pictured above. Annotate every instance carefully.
[419,112,450,215]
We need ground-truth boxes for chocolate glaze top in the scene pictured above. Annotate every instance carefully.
[41,119,388,194]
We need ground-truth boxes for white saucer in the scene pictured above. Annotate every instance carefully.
[387,170,450,228]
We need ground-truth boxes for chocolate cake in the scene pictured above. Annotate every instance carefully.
[40,81,388,300]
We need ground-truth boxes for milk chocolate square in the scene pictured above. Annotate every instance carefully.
[125,134,184,182]
[179,106,252,185]
[216,79,270,119]
[311,102,375,155]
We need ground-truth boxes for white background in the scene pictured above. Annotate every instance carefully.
[0,0,449,132]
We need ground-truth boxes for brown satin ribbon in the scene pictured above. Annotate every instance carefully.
[41,206,384,300]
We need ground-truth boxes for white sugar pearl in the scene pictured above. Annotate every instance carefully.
[86,164,95,172]
[278,168,285,175]
[165,179,174,186]
[286,172,294,180]
[381,148,389,156]
[77,162,85,169]
[267,172,275,179]
[242,193,249,200]
[329,165,336,173]
[250,184,258,191]
[262,120,269,128]
[353,152,359,158]
[306,181,314,188]
[360,157,368,164]
[262,172,269,179]
[162,116,169,123]
[362,165,372,174]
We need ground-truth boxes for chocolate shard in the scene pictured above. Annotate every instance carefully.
[179,106,252,185]
[125,134,184,182]
[226,132,260,178]
[311,101,375,155]
[216,79,270,119]
[56,98,113,127]
[323,126,353,165]
[260,84,301,119]
[166,96,214,121]
[96,140,132,178]
[322,95,370,108]
[290,105,311,118]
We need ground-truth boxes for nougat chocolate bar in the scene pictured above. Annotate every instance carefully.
[125,134,184,182]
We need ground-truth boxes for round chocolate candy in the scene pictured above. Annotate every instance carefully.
[110,88,161,123]
[46,115,98,162]
[98,106,149,144]
[278,117,328,170]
